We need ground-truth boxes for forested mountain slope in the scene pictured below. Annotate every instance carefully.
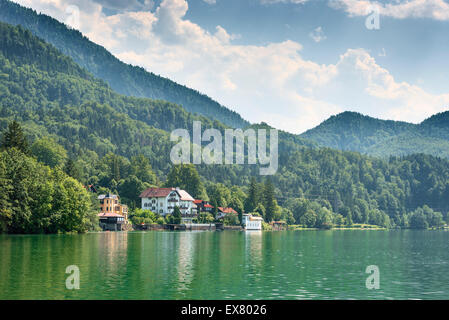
[2,21,449,229]
[301,111,449,158]
[0,0,249,129]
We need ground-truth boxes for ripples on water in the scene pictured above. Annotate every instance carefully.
[0,230,448,299]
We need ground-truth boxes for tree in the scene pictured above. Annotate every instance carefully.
[245,177,259,213]
[300,210,317,228]
[131,154,157,185]
[31,137,67,168]
[263,178,276,222]
[1,120,30,154]
[409,209,429,229]
[173,206,182,224]
[166,164,205,199]
[64,158,78,179]
[0,158,12,232]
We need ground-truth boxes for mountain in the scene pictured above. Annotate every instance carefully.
[2,21,449,229]
[0,0,249,129]
[301,111,449,158]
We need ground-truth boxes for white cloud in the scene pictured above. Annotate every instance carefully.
[329,0,449,21]
[12,0,449,134]
[202,0,216,4]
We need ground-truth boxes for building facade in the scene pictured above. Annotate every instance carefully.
[139,187,195,217]
[98,193,129,231]
[242,214,263,231]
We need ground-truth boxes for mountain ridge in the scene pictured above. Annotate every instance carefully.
[0,0,249,129]
[301,110,449,158]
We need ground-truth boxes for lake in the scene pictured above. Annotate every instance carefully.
[1,230,449,300]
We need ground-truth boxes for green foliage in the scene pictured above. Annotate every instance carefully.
[165,164,205,199]
[31,137,67,168]
[0,148,95,233]
[302,111,449,159]
[408,206,444,229]
[0,4,249,128]
[0,120,29,154]
[173,206,182,224]
[1,20,449,232]
[263,178,276,222]
[129,208,159,225]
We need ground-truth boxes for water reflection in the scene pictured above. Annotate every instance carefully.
[176,232,195,293]
[1,231,449,299]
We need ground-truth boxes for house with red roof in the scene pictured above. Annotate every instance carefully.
[194,200,214,214]
[139,187,196,221]
[216,207,238,220]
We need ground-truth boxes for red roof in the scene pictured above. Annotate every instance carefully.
[139,188,175,198]
[204,204,214,208]
[193,199,203,204]
[218,207,237,214]
[139,187,194,201]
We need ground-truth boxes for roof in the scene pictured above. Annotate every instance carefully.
[139,187,194,201]
[204,204,214,208]
[218,207,237,214]
[98,212,124,218]
[177,189,194,201]
[139,188,175,198]
[193,199,203,204]
[98,193,119,200]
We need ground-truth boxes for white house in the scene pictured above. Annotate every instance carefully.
[242,214,263,231]
[139,187,195,217]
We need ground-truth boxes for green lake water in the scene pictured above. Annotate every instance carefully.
[1,230,449,300]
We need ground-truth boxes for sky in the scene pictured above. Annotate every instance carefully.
[12,0,449,134]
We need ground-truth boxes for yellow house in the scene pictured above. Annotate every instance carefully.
[98,193,128,219]
[98,193,129,231]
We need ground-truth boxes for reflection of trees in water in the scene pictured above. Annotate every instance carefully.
[176,232,195,294]
[98,232,128,275]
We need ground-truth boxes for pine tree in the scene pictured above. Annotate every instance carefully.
[245,177,259,213]
[1,121,30,154]
[173,206,182,224]
[64,158,76,178]
[263,178,276,222]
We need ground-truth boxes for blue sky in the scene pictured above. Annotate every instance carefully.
[14,0,449,133]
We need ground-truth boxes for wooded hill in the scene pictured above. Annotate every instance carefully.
[0,0,248,129]
[1,21,449,231]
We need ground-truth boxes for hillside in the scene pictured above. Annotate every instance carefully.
[2,21,449,230]
[0,0,249,129]
[301,111,449,158]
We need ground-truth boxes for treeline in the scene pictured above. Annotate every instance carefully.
[301,111,449,159]
[0,122,97,233]
[1,21,449,231]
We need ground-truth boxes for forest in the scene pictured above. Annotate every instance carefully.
[0,21,449,233]
[302,111,449,158]
[0,0,249,129]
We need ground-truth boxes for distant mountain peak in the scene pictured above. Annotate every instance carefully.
[421,110,449,127]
